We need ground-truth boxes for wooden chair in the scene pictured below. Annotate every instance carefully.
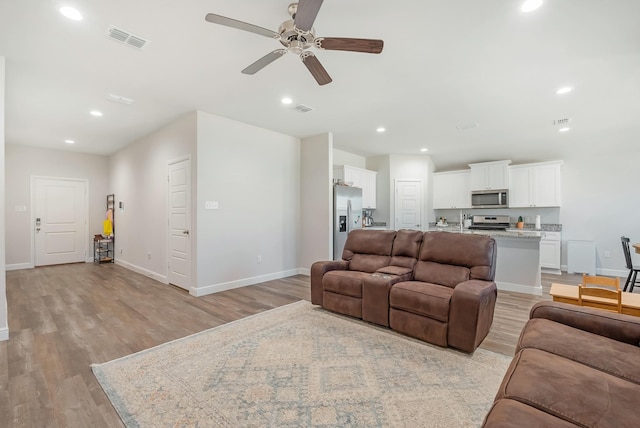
[578,274,622,313]
[621,237,640,292]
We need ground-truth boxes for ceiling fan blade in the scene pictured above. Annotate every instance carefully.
[241,49,287,75]
[301,53,332,86]
[205,13,278,38]
[294,0,324,32]
[316,37,384,54]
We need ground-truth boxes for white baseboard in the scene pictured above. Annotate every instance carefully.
[115,259,168,284]
[541,267,562,275]
[597,268,629,278]
[191,269,300,297]
[5,263,33,271]
[0,327,8,341]
[297,268,310,276]
[496,281,543,296]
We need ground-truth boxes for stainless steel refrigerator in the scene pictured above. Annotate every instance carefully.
[334,185,362,260]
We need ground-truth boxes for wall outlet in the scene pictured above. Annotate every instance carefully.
[604,250,611,258]
[257,255,262,263]
[205,201,219,210]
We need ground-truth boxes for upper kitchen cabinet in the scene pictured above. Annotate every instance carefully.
[509,161,562,207]
[334,165,377,209]
[433,170,471,209]
[469,160,511,191]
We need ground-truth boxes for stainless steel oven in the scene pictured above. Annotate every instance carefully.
[471,189,508,208]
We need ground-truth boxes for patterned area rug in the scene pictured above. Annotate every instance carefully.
[92,301,510,427]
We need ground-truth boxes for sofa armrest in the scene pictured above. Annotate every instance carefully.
[448,280,498,353]
[530,301,640,346]
[310,260,349,305]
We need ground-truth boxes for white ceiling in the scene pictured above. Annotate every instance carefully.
[1,0,639,170]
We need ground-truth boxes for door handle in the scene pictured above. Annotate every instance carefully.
[183,230,190,235]
[36,227,41,232]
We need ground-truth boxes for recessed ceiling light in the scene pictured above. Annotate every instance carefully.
[376,127,386,133]
[521,0,543,13]
[420,148,429,153]
[558,127,571,133]
[60,6,83,21]
[281,97,293,105]
[65,139,76,144]
[90,110,103,117]
[556,86,572,95]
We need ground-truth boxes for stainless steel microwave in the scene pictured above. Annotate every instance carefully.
[471,189,508,208]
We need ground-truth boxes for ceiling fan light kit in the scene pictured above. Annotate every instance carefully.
[205,0,384,85]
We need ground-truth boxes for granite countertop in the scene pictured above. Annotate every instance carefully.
[427,226,544,239]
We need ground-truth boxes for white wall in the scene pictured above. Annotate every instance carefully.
[4,145,109,269]
[1,57,7,341]
[194,111,300,296]
[560,150,640,275]
[301,133,333,271]
[333,148,365,169]
[109,112,197,283]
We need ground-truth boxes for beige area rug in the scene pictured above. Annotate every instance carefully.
[92,301,510,427]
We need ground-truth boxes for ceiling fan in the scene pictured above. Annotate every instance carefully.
[205,0,384,85]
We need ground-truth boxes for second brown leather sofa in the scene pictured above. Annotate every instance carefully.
[311,229,498,353]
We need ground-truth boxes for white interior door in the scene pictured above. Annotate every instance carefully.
[34,178,87,266]
[395,180,423,230]
[168,158,191,290]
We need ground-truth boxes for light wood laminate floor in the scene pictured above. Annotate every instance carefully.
[0,263,585,427]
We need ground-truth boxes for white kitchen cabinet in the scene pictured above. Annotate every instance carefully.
[540,231,561,273]
[334,165,377,209]
[433,170,471,209]
[509,161,562,208]
[362,169,377,209]
[469,160,511,191]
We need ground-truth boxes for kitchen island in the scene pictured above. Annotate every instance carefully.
[428,227,543,295]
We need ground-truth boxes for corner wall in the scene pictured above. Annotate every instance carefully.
[194,111,301,295]
[109,112,197,283]
[301,133,333,271]
[1,57,7,341]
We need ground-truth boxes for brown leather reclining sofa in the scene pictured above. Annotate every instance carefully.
[483,301,640,427]
[311,229,497,353]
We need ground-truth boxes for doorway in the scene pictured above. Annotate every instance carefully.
[32,177,88,266]
[394,179,423,230]
[168,157,192,290]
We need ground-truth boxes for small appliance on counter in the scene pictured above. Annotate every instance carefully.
[468,215,510,231]
[362,209,374,227]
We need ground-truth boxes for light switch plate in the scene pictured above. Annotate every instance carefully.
[205,201,219,210]
[15,206,27,212]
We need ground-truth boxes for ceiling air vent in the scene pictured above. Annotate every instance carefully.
[553,118,572,126]
[292,104,313,113]
[106,25,149,49]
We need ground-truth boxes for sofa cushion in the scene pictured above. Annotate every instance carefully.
[518,318,640,385]
[417,232,496,282]
[350,254,392,273]
[342,229,395,264]
[483,399,579,427]
[389,229,424,269]
[495,348,640,428]
[323,271,371,298]
[389,281,453,322]
[413,261,470,288]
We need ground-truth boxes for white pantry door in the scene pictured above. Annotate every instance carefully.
[34,178,87,266]
[168,158,191,290]
[395,180,423,230]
